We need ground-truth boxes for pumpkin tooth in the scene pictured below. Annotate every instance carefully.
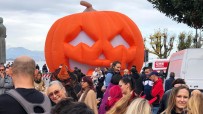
[69,59,94,74]
[69,59,106,74]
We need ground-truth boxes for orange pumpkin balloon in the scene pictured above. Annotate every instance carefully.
[45,1,144,73]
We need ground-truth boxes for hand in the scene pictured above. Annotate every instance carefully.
[96,98,101,104]
[96,99,100,104]
[0,72,5,78]
[101,86,106,92]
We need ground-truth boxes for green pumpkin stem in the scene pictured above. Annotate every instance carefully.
[80,1,96,12]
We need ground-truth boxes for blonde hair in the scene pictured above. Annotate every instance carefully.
[187,93,203,114]
[191,89,201,96]
[106,93,131,114]
[126,98,151,114]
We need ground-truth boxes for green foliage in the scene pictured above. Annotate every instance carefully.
[177,32,193,51]
[147,0,203,29]
[145,29,175,59]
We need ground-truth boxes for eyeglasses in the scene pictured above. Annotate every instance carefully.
[48,88,62,98]
[0,69,4,71]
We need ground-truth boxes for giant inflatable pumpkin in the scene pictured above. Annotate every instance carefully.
[45,1,144,73]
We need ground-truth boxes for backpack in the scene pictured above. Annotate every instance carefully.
[6,89,51,114]
[143,79,153,100]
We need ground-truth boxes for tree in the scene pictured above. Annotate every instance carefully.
[145,29,175,59]
[147,0,203,29]
[147,0,203,48]
[177,32,193,51]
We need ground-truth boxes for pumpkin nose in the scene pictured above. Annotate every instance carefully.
[98,53,106,60]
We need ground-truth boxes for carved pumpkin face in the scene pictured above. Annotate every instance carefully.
[45,10,144,73]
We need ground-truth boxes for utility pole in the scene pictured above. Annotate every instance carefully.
[197,29,203,48]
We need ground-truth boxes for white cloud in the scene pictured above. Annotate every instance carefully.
[0,0,196,52]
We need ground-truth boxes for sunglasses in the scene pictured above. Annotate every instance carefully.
[0,69,4,71]
[48,88,62,98]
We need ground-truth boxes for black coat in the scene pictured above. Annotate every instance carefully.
[165,77,175,92]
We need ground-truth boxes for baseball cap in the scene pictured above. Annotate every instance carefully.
[148,71,159,77]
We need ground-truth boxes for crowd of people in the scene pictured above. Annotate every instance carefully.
[0,56,202,114]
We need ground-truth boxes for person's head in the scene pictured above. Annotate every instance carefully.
[170,72,175,78]
[144,67,153,76]
[81,76,94,90]
[109,85,122,99]
[69,72,78,85]
[187,93,203,114]
[97,67,101,71]
[191,89,201,96]
[11,56,36,83]
[106,93,132,114]
[123,69,129,75]
[104,67,108,72]
[110,73,122,85]
[119,76,135,95]
[98,70,102,75]
[7,64,13,76]
[36,71,42,80]
[172,78,186,87]
[94,67,98,72]
[51,98,74,114]
[126,98,151,114]
[47,80,67,104]
[52,98,94,114]
[164,85,190,114]
[109,62,113,68]
[148,71,159,82]
[74,67,78,70]
[0,64,5,74]
[52,99,94,114]
[112,61,121,73]
[130,66,138,74]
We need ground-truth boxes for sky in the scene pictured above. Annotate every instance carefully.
[0,0,195,58]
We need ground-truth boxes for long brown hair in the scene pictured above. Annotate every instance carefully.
[161,85,190,114]
[106,93,135,114]
[77,76,94,102]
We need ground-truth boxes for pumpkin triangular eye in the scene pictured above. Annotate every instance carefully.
[69,31,95,47]
[110,35,130,48]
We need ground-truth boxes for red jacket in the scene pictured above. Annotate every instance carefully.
[150,78,164,105]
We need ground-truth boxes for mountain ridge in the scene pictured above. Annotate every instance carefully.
[6,47,45,61]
